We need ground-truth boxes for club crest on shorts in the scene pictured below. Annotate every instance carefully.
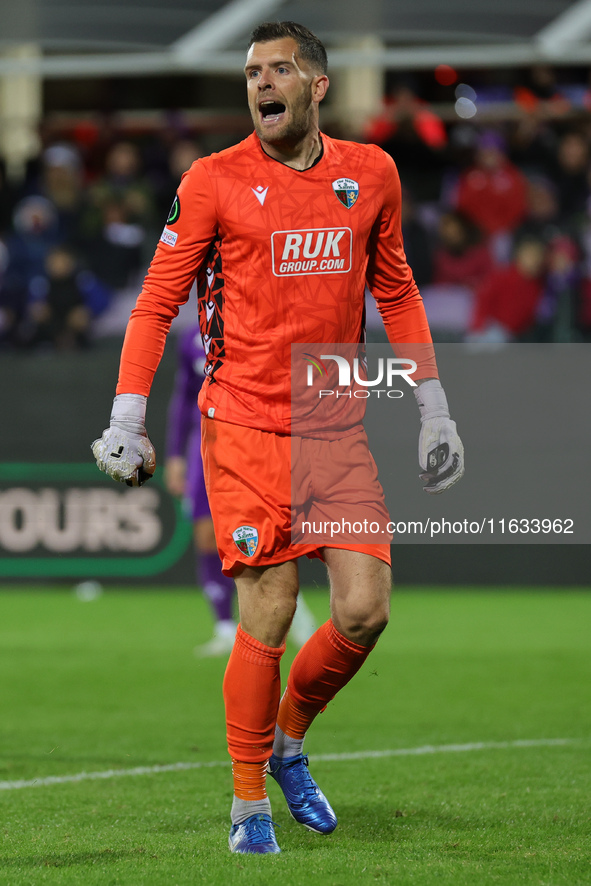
[232,525,259,557]
[332,178,359,209]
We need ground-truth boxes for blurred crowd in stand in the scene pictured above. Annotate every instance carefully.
[364,64,591,344]
[0,135,203,349]
[1,64,591,350]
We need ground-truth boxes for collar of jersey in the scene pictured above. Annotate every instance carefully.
[257,134,325,172]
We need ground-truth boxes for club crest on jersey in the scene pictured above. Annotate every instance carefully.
[332,178,359,209]
[232,525,258,557]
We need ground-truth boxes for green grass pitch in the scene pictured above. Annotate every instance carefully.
[0,586,589,885]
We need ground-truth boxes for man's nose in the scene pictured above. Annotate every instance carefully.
[258,70,273,89]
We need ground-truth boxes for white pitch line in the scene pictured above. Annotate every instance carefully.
[314,737,575,762]
[0,760,229,792]
[0,738,575,792]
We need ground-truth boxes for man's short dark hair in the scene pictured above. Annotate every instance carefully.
[248,21,328,75]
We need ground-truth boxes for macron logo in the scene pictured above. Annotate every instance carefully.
[251,185,268,206]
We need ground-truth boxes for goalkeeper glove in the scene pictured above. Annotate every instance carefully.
[91,393,156,487]
[414,380,464,495]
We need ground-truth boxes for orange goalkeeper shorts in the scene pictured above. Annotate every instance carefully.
[201,416,392,576]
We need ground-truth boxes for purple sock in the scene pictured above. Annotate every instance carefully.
[199,552,235,622]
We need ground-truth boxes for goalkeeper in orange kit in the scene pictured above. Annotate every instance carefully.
[93,20,464,855]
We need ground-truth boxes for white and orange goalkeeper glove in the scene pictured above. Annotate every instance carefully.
[414,380,464,494]
[92,394,156,487]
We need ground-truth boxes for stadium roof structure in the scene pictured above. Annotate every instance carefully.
[2,0,591,77]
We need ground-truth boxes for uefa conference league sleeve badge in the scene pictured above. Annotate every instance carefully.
[160,194,181,247]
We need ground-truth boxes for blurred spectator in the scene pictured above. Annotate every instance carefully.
[0,161,16,237]
[69,117,115,183]
[371,82,447,201]
[468,236,546,342]
[24,244,91,349]
[0,239,10,345]
[455,129,528,241]
[33,144,88,243]
[548,131,590,224]
[445,123,479,172]
[365,82,447,150]
[578,206,591,310]
[509,116,558,179]
[432,210,494,291]
[578,278,591,339]
[81,140,160,281]
[82,196,145,291]
[400,187,432,287]
[0,196,61,345]
[514,65,571,119]
[419,211,493,340]
[87,141,157,235]
[514,175,561,244]
[153,139,203,220]
[535,234,582,341]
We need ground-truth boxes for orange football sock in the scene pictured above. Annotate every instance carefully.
[276,689,313,740]
[231,759,269,801]
[278,619,374,739]
[223,624,286,764]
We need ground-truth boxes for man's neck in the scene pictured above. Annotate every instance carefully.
[260,131,323,171]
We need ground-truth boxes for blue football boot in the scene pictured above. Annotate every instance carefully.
[268,753,337,834]
[228,813,281,854]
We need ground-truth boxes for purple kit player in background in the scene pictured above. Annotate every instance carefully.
[165,324,237,656]
[166,324,317,654]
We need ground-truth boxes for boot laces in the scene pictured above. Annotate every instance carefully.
[244,815,277,844]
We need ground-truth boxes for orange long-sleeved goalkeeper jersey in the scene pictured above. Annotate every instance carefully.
[117,132,435,433]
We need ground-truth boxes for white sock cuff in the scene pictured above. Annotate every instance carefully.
[273,724,304,760]
[231,795,272,825]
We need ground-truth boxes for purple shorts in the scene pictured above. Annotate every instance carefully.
[183,429,211,522]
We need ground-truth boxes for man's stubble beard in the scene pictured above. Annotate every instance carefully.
[253,90,315,148]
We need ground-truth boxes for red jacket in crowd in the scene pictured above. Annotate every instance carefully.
[457,162,528,235]
[471,265,544,335]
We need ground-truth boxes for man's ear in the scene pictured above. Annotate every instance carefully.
[312,74,329,104]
